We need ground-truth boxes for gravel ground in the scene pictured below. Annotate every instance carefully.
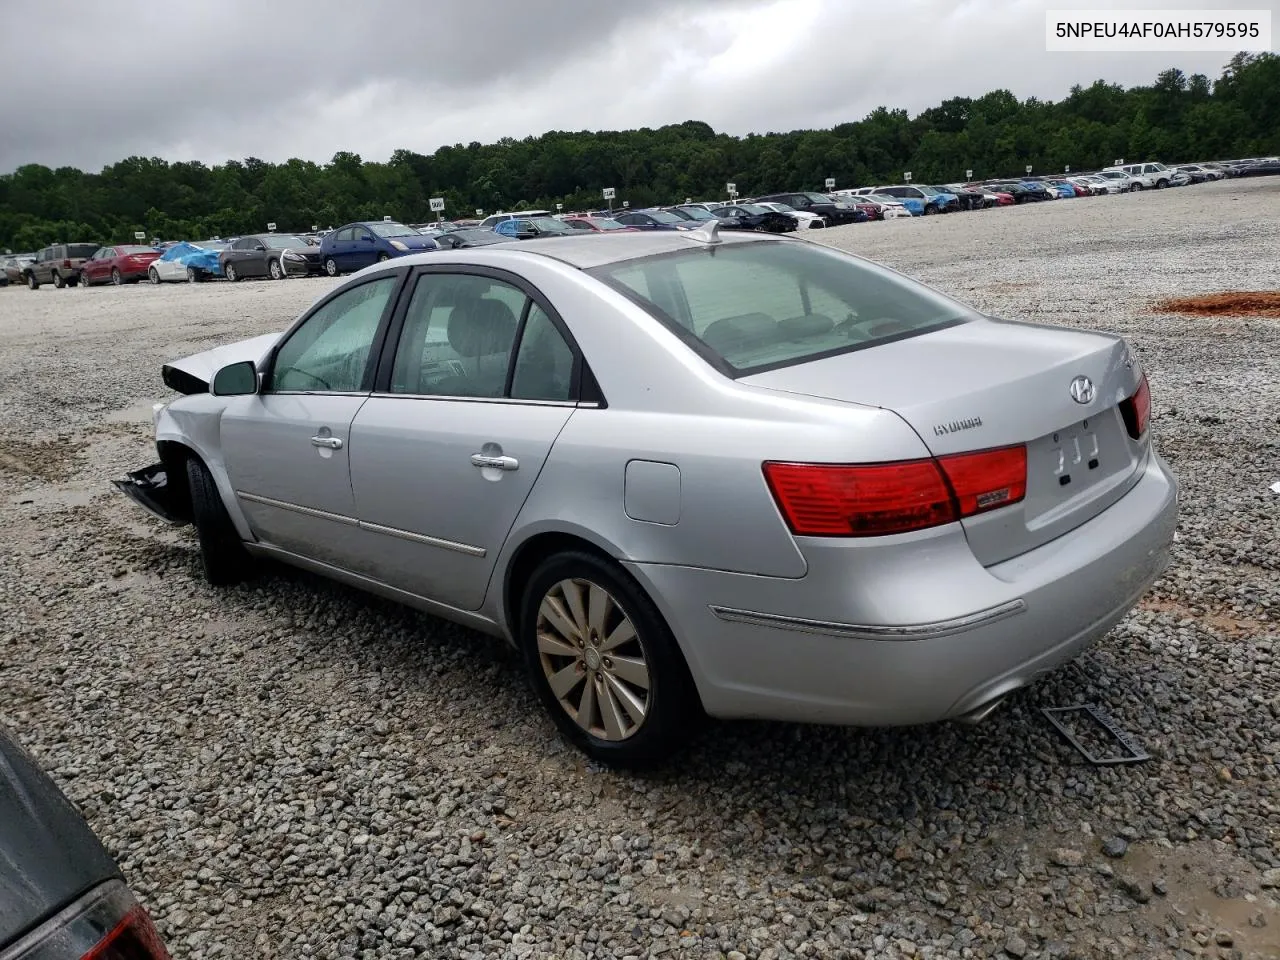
[1,178,1278,960]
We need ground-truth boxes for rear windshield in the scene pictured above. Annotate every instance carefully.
[68,244,100,258]
[589,240,972,376]
[118,245,155,254]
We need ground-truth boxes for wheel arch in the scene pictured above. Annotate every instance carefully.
[497,527,621,644]
[154,419,256,542]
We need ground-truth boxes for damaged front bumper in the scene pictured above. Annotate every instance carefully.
[112,463,189,526]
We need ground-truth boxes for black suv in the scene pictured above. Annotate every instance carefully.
[23,243,100,289]
[753,191,865,226]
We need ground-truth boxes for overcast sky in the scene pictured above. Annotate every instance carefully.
[0,0,1250,174]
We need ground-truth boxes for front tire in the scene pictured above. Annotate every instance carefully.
[225,263,238,282]
[52,271,65,288]
[519,550,701,767]
[324,258,339,277]
[26,273,38,290]
[149,267,160,284]
[269,258,284,280]
[111,268,122,285]
[376,253,390,263]
[185,457,251,586]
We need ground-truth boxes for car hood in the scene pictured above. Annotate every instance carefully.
[0,725,120,946]
[161,332,282,395]
[388,235,438,249]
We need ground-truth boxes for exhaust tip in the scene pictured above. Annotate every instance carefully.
[953,693,1011,726]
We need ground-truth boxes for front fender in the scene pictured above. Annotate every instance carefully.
[155,399,256,542]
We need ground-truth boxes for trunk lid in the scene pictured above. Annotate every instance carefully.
[742,318,1148,565]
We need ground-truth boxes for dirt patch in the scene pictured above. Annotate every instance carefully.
[1153,291,1280,318]
[0,437,85,481]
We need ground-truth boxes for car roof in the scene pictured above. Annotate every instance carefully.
[382,229,785,271]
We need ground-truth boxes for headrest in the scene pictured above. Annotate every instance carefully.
[448,296,518,358]
[779,313,835,339]
[701,312,779,354]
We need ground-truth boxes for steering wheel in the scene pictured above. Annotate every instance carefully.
[277,367,331,390]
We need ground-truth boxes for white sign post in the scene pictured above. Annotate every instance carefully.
[965,169,973,180]
[429,197,446,222]
[475,208,483,217]
[266,222,277,232]
[311,224,318,232]
[903,172,912,183]
[555,203,563,213]
[726,182,737,199]
[1116,158,1124,165]
[1064,165,1070,173]
[383,215,393,221]
[622,200,630,209]
[1025,165,1033,175]
[824,177,836,191]
[602,186,616,215]
[134,231,146,240]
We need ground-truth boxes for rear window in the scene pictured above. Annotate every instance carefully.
[118,245,155,255]
[67,244,99,258]
[590,240,973,376]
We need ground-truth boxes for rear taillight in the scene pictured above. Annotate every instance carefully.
[63,259,73,268]
[6,880,171,960]
[763,444,1026,537]
[1120,374,1151,439]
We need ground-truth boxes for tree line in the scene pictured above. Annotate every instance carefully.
[1,54,1276,251]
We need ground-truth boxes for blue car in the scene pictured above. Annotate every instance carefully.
[865,192,926,216]
[319,221,439,276]
[149,240,228,282]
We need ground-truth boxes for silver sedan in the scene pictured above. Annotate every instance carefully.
[115,223,1178,766]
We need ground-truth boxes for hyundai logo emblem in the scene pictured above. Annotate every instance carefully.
[1069,376,1096,404]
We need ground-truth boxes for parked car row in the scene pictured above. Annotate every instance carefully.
[9,154,1274,292]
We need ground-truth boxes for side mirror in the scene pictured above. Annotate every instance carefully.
[361,235,375,243]
[212,360,259,397]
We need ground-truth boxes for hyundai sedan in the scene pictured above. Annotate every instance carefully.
[114,222,1177,766]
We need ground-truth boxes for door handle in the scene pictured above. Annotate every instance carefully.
[311,435,344,449]
[471,454,518,471]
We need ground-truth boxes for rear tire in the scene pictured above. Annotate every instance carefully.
[80,273,92,288]
[111,268,122,285]
[518,550,702,767]
[186,267,199,283]
[185,456,251,586]
[324,258,339,277]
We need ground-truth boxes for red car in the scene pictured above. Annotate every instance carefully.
[79,244,162,286]
[967,185,1016,206]
[562,217,640,233]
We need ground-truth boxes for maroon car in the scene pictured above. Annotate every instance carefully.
[79,245,162,286]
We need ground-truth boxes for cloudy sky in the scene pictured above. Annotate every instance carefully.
[0,0,1250,173]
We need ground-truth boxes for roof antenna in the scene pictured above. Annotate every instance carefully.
[683,218,722,245]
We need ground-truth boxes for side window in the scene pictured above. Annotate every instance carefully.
[336,228,355,242]
[511,304,575,402]
[271,276,398,393]
[389,273,523,398]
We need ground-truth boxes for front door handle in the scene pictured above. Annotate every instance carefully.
[311,436,344,450]
[471,454,518,471]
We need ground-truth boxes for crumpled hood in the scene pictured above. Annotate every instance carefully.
[161,332,282,395]
[0,724,120,945]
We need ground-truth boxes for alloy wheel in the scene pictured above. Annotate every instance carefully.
[536,578,651,741]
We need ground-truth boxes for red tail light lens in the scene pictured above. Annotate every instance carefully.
[63,259,73,268]
[81,904,171,959]
[1120,374,1150,439]
[764,445,1026,537]
[937,445,1027,517]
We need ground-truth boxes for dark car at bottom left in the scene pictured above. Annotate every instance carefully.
[0,723,171,959]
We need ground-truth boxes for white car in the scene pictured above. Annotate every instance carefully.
[1104,162,1176,190]
[859,195,914,219]
[753,201,825,229]
[1094,170,1142,192]
[147,240,230,283]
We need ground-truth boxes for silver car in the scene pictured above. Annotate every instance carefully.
[115,223,1178,766]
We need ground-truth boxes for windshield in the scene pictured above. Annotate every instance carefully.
[196,240,228,249]
[263,235,309,249]
[674,207,715,221]
[917,186,942,196]
[802,193,832,204]
[737,204,771,215]
[646,210,685,225]
[591,218,630,229]
[526,217,573,233]
[763,202,796,212]
[368,222,418,238]
[589,241,972,376]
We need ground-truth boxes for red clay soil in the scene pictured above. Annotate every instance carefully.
[1153,291,1280,318]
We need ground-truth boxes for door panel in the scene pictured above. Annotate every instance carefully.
[220,394,370,563]
[348,399,574,609]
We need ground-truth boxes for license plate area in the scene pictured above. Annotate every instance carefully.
[1046,420,1102,489]
[1023,411,1134,527]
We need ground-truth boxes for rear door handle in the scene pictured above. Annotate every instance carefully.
[471,454,518,471]
[311,436,344,449]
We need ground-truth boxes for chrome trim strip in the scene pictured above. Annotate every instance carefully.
[708,599,1027,641]
[235,491,486,556]
[237,491,358,526]
[368,392,581,407]
[358,519,486,557]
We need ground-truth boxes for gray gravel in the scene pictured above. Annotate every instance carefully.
[1,177,1278,960]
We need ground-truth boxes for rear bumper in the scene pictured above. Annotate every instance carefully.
[626,451,1178,727]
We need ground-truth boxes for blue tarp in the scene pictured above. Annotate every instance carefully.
[159,241,224,276]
